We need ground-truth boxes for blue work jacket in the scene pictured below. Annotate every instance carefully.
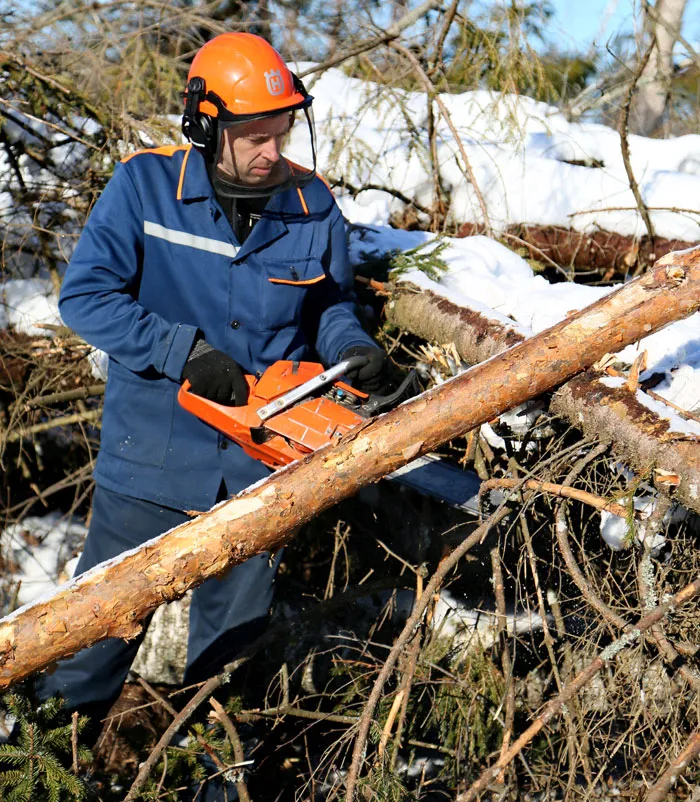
[59,144,376,510]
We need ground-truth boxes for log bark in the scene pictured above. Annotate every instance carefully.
[550,373,700,513]
[457,223,698,276]
[385,266,700,514]
[1,252,699,688]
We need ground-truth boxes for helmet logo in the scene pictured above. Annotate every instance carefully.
[264,70,285,96]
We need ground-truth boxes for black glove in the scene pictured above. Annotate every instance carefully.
[181,338,249,406]
[340,345,391,394]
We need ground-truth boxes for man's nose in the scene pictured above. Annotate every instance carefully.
[260,137,281,163]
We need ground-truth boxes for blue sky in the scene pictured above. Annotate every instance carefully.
[546,0,700,54]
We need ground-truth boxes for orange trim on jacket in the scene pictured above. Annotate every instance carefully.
[268,274,326,286]
[121,144,190,164]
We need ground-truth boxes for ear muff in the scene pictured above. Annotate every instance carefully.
[181,77,216,155]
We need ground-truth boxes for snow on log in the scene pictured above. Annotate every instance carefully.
[0,252,699,689]
[550,374,700,513]
[385,251,700,514]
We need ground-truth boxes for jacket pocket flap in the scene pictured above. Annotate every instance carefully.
[266,258,326,286]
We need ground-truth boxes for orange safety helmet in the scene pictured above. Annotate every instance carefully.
[182,33,316,197]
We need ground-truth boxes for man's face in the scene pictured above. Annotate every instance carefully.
[217,113,292,187]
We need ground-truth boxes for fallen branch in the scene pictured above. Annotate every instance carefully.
[644,731,700,802]
[457,223,698,277]
[454,574,700,802]
[481,477,631,518]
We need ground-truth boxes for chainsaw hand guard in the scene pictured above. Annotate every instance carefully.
[360,370,422,416]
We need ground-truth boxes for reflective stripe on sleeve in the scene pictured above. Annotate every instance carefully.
[144,221,240,258]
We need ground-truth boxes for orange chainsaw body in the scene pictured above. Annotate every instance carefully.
[178,360,367,469]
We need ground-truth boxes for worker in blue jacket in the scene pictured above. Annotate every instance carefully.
[38,32,389,738]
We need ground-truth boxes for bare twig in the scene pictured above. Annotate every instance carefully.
[388,41,492,236]
[645,732,700,802]
[388,572,425,768]
[210,698,252,802]
[332,178,432,216]
[299,0,441,78]
[71,711,79,774]
[344,506,509,801]
[5,410,102,443]
[455,574,700,802]
[482,476,630,519]
[123,579,409,800]
[618,38,656,269]
[491,548,515,783]
[25,384,105,408]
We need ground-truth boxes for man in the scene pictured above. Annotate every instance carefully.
[39,32,389,735]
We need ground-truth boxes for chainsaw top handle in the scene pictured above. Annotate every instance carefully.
[341,353,371,374]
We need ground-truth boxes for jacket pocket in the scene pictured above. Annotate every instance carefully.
[100,360,175,469]
[261,257,326,330]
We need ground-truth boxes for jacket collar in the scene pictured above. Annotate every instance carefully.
[176,148,314,257]
[176,146,212,202]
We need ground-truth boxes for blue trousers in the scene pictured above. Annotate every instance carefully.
[38,484,280,715]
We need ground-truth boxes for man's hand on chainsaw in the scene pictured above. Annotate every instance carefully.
[182,338,249,406]
[339,345,392,395]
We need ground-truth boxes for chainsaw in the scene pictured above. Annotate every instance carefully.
[178,356,482,514]
[178,355,422,470]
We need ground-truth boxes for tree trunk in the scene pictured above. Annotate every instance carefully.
[630,0,687,136]
[386,272,700,515]
[0,251,699,689]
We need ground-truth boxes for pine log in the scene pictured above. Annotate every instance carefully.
[385,262,700,514]
[0,252,699,688]
[457,222,698,275]
[550,373,700,513]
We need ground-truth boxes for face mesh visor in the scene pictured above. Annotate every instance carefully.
[212,106,317,199]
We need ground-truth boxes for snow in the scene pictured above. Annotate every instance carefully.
[2,65,700,571]
[0,514,86,609]
[292,71,700,239]
[1,278,62,336]
[599,495,688,554]
[600,376,700,436]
